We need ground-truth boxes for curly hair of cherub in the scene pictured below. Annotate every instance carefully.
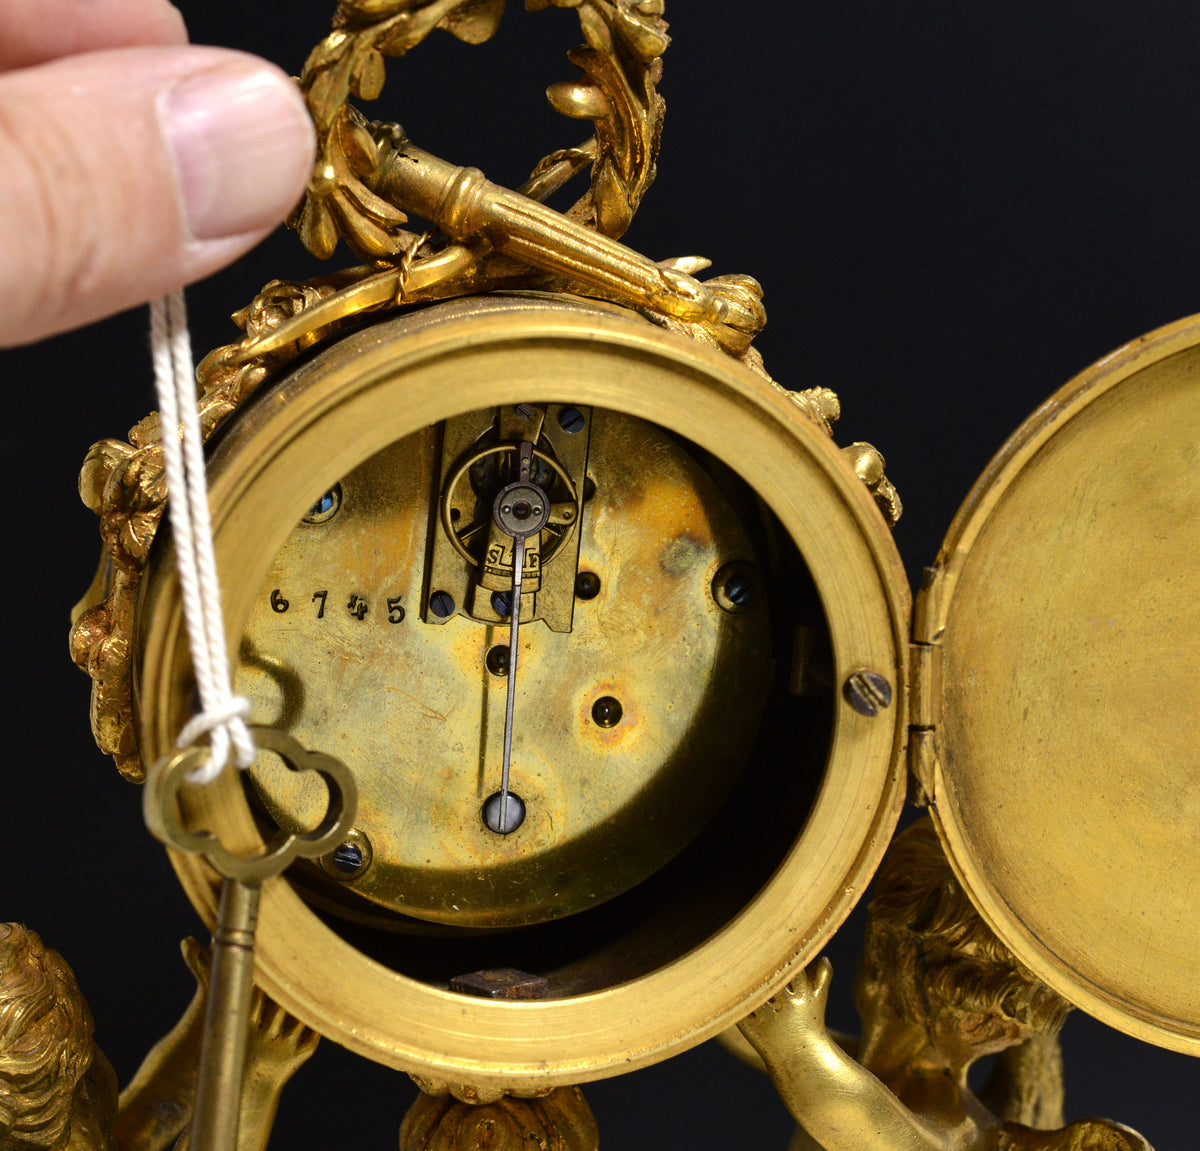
[0,924,95,1148]
[858,821,1071,1035]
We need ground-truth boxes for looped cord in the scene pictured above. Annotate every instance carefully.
[150,290,255,784]
[177,696,253,750]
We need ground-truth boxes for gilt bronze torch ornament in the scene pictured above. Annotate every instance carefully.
[4,3,1198,1150]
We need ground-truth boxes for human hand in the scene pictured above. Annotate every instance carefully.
[180,937,319,1082]
[181,934,212,996]
[0,0,316,348]
[244,984,320,1081]
[737,956,835,1069]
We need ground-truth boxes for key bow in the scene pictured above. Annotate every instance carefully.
[144,725,357,884]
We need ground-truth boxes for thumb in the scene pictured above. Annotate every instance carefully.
[0,45,315,347]
[809,955,833,1004]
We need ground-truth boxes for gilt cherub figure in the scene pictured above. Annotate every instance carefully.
[0,923,316,1151]
[738,820,1152,1151]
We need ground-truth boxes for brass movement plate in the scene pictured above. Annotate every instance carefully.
[239,405,772,928]
[920,312,1200,1055]
[136,294,909,1086]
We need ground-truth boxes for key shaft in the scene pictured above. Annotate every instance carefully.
[191,878,262,1151]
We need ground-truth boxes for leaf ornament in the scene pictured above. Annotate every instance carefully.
[531,0,668,239]
[292,1,509,262]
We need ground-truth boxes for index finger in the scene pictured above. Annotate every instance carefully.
[0,0,187,71]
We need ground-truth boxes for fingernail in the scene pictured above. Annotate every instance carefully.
[162,63,315,241]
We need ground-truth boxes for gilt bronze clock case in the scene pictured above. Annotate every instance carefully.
[123,288,1200,1097]
[132,290,911,1088]
[71,0,1200,1107]
[910,310,1200,1057]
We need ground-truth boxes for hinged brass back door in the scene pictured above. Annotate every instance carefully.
[912,312,1200,1054]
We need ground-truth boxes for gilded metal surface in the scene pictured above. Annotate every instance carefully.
[739,821,1152,1151]
[239,403,771,926]
[0,924,112,1151]
[68,346,286,783]
[372,140,766,354]
[62,0,910,1112]
[50,2,1200,1147]
[69,324,895,795]
[0,927,317,1151]
[67,0,900,790]
[142,731,356,1151]
[191,0,773,389]
[292,0,664,261]
[70,435,168,782]
[841,441,902,527]
[399,1085,598,1151]
[916,312,1200,1055]
[134,295,909,1086]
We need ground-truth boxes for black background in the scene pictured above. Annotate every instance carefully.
[4,1,1197,1147]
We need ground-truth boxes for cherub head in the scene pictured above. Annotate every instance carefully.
[0,924,116,1151]
[856,821,1071,1061]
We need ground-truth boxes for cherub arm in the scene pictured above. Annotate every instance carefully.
[718,1017,857,1073]
[738,958,944,1151]
[113,937,318,1151]
[232,983,319,1151]
[114,938,209,1151]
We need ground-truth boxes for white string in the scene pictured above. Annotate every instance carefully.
[150,290,255,783]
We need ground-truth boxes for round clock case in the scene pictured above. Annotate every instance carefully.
[134,291,1200,1090]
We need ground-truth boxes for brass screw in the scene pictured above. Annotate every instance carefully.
[332,842,364,873]
[558,407,586,434]
[322,828,372,881]
[843,670,892,716]
[302,483,342,525]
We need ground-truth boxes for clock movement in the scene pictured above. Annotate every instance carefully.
[7,1,1198,1149]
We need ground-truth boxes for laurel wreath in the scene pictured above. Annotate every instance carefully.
[289,0,669,261]
[69,1,902,783]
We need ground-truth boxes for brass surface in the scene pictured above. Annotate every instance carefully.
[134,294,909,1086]
[237,404,772,927]
[144,730,357,885]
[0,926,317,1151]
[194,0,769,388]
[49,0,1198,1144]
[399,1085,598,1151]
[189,879,260,1151]
[429,403,589,630]
[68,0,895,795]
[738,821,1152,1150]
[143,731,357,1151]
[292,0,663,261]
[915,312,1200,1055]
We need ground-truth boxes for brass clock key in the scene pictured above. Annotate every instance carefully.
[55,3,1191,1149]
[143,727,357,1151]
